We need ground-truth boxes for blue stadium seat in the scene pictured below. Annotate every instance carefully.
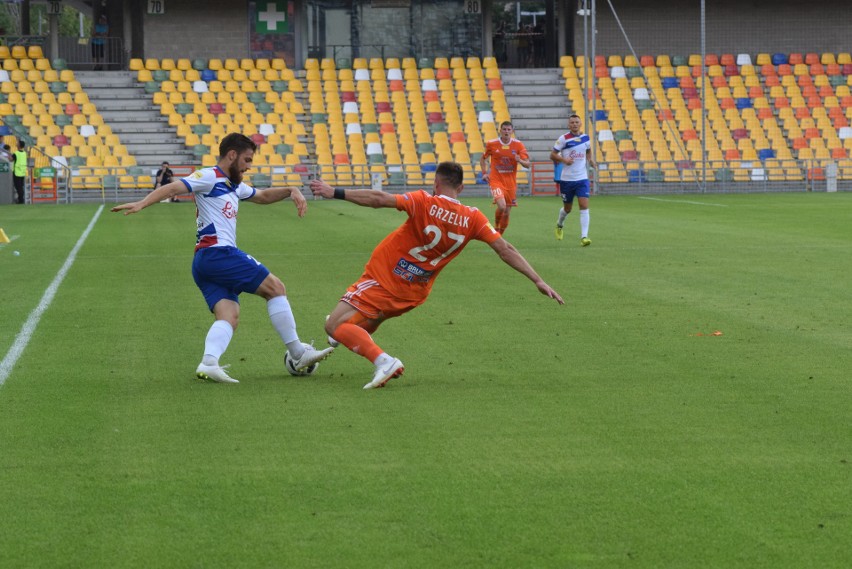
[771,53,788,65]
[593,109,608,121]
[758,149,776,160]
[662,77,679,89]
[201,69,216,82]
[628,169,646,183]
[735,98,753,109]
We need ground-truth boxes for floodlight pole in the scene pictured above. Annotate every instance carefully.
[701,0,707,191]
[590,0,597,172]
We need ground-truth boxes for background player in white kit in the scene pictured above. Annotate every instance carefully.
[112,133,333,383]
[550,114,597,246]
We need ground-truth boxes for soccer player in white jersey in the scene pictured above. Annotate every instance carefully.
[550,114,597,246]
[111,133,333,383]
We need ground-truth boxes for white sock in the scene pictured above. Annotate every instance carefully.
[557,208,568,227]
[267,296,305,358]
[373,352,393,367]
[579,209,590,238]
[202,320,233,366]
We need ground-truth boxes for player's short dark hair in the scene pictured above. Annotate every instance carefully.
[568,113,581,120]
[500,121,513,129]
[219,133,256,158]
[435,161,464,189]
[17,140,25,149]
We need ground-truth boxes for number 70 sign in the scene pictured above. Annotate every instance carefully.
[148,0,165,14]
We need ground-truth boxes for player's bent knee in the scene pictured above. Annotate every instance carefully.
[256,274,286,299]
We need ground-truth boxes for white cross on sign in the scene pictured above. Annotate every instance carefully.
[258,2,287,32]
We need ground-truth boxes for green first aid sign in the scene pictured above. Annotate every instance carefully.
[256,1,289,33]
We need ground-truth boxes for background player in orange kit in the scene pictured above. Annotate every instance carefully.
[479,121,530,234]
[310,161,563,390]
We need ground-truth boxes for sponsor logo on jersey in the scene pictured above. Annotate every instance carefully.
[394,258,434,283]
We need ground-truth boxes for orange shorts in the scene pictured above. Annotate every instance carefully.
[341,275,426,320]
[490,185,517,207]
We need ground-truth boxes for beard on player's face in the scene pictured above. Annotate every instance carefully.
[229,162,242,183]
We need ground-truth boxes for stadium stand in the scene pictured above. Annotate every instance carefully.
[0,47,136,193]
[561,51,852,184]
[135,55,509,187]
[4,49,852,193]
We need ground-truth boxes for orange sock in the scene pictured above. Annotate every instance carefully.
[498,214,510,234]
[494,209,503,231]
[332,322,383,363]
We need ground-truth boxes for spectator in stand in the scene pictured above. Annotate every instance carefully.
[92,14,108,71]
[154,161,179,202]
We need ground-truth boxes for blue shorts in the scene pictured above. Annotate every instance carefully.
[191,246,270,311]
[558,179,591,202]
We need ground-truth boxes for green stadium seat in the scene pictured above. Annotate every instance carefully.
[714,168,734,182]
[192,59,207,71]
[645,169,664,182]
[251,173,271,187]
[626,67,643,79]
[102,175,118,190]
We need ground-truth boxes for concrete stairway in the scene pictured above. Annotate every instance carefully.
[500,68,571,161]
[74,71,194,170]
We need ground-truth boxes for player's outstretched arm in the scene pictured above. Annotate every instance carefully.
[488,238,564,305]
[110,180,185,215]
[248,186,307,217]
[309,179,396,208]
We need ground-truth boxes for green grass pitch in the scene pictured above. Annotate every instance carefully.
[1,192,851,568]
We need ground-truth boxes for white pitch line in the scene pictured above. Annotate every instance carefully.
[0,205,104,387]
[638,197,728,207]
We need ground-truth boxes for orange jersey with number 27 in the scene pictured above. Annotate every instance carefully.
[364,190,501,301]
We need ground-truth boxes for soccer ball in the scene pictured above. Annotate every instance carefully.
[284,352,318,376]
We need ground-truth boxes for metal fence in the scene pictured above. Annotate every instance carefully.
[53,36,126,70]
[14,158,848,205]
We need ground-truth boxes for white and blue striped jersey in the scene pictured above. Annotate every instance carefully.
[180,166,257,252]
[553,132,591,181]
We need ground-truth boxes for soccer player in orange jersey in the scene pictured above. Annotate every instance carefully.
[479,121,530,234]
[310,162,563,390]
